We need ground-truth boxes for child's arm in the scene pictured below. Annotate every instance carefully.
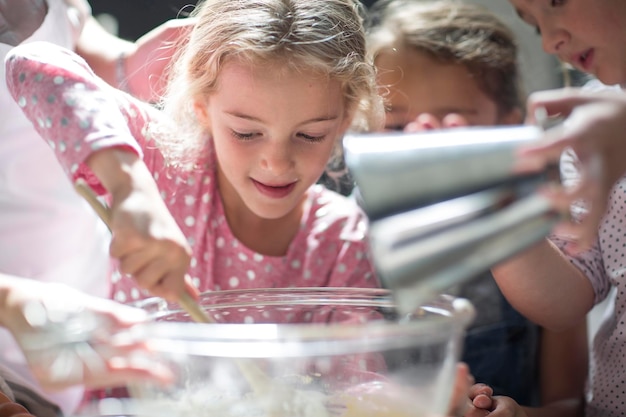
[538,322,588,408]
[491,239,595,331]
[5,42,194,302]
[5,41,147,179]
[75,12,194,102]
[0,274,173,390]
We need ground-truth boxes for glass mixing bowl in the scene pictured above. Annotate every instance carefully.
[124,288,475,417]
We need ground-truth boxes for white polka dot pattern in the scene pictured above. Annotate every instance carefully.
[549,151,626,417]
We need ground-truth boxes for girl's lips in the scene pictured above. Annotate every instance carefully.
[252,179,296,199]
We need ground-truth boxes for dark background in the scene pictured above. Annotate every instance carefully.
[89,0,378,41]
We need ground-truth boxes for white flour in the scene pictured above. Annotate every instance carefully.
[133,385,334,417]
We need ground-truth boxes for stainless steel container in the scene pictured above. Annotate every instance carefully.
[343,125,545,219]
[343,125,560,313]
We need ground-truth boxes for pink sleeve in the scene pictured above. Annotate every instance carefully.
[550,149,611,304]
[5,41,162,195]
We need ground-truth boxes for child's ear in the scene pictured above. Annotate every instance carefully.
[193,98,211,129]
[499,107,523,125]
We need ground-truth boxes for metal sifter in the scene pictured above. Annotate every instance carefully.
[343,124,562,314]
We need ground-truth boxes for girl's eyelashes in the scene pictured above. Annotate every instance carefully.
[230,130,326,142]
[297,132,327,143]
[231,130,257,140]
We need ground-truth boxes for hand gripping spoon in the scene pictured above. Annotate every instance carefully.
[73,179,274,397]
[73,180,351,417]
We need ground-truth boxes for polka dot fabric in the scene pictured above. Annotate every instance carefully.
[549,150,626,417]
[6,43,380,303]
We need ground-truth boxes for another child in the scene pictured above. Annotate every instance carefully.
[367,0,522,131]
[484,0,626,416]
[365,1,587,415]
[5,0,383,305]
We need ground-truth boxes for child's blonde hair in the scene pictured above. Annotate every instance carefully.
[367,0,524,120]
[154,0,383,167]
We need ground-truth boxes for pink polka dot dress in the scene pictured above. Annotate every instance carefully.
[550,150,626,417]
[5,42,380,304]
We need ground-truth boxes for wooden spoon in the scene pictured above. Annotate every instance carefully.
[73,180,347,416]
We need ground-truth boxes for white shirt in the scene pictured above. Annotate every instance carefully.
[0,0,111,414]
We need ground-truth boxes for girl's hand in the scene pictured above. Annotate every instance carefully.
[87,149,194,302]
[108,178,194,302]
[518,88,626,252]
[0,276,173,390]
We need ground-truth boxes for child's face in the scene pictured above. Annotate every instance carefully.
[375,47,515,131]
[509,0,626,85]
[195,59,350,220]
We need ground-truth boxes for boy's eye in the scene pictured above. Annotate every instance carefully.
[550,0,565,6]
[535,26,542,35]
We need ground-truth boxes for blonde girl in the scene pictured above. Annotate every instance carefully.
[6,0,384,305]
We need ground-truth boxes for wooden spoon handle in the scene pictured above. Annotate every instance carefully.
[73,180,274,395]
[73,179,213,324]
[74,179,112,226]
[179,291,214,323]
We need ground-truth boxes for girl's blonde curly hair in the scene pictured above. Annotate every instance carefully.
[152,0,384,169]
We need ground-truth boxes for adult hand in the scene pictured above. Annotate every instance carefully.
[516,88,626,252]
[0,276,173,391]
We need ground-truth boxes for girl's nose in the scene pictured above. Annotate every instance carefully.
[260,141,294,175]
[541,26,569,55]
